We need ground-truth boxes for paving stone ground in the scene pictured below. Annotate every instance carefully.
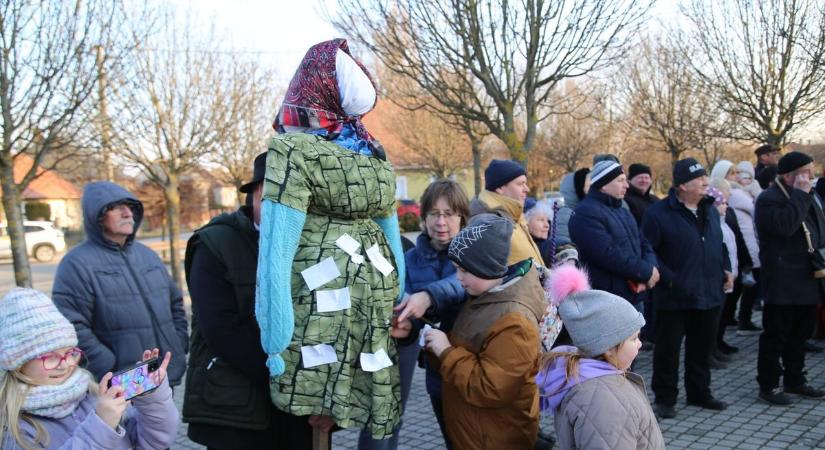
[172,310,825,449]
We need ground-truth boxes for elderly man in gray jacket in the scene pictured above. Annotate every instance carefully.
[53,181,188,386]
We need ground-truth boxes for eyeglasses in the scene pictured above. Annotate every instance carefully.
[426,210,460,220]
[37,348,84,371]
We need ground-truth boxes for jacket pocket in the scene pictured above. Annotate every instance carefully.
[204,358,254,407]
[93,269,131,302]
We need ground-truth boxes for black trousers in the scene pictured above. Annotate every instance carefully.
[429,395,452,450]
[738,268,761,323]
[717,280,743,345]
[652,306,720,405]
[757,304,817,390]
[194,406,315,450]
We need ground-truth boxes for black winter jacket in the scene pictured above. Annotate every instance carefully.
[183,207,277,446]
[755,180,825,305]
[625,185,660,227]
[642,189,729,311]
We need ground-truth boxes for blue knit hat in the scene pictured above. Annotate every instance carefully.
[485,159,526,191]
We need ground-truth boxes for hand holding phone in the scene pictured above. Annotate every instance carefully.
[108,357,160,401]
[106,349,171,401]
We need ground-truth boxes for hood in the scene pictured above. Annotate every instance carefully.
[710,160,734,182]
[559,173,579,208]
[537,345,621,412]
[81,181,144,249]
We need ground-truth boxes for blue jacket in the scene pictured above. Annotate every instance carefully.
[570,189,657,303]
[405,232,465,397]
[52,182,189,385]
[641,189,728,311]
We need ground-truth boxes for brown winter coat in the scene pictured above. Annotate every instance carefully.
[434,266,546,450]
[470,190,545,267]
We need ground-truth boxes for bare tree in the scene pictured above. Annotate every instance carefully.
[110,13,236,288]
[538,81,607,172]
[331,0,652,168]
[621,36,724,166]
[683,0,825,145]
[207,60,278,206]
[0,0,121,287]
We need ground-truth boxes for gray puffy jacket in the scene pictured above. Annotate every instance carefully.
[53,182,188,385]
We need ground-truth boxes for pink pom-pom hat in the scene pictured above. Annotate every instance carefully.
[548,265,590,306]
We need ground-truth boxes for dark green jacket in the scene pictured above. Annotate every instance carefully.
[182,207,271,432]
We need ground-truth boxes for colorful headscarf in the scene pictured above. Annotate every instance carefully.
[274,39,385,159]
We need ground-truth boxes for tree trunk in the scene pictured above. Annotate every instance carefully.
[471,140,482,197]
[0,159,32,287]
[163,173,184,289]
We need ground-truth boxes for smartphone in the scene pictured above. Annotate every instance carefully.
[108,357,160,400]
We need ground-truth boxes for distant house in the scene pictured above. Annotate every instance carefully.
[0,155,82,230]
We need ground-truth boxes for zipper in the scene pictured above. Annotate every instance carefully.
[120,248,168,353]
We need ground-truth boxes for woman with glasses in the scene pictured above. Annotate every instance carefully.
[0,288,179,449]
[383,179,470,450]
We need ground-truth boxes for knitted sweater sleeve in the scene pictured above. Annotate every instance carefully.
[373,214,406,301]
[256,200,305,376]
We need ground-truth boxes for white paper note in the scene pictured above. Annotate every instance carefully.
[336,234,365,265]
[366,245,395,277]
[360,348,394,372]
[301,257,341,291]
[301,344,338,368]
[336,234,361,255]
[419,324,433,348]
[316,287,352,313]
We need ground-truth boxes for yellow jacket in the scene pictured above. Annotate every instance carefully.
[470,190,545,267]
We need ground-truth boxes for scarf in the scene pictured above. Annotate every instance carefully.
[22,369,91,419]
[274,38,386,160]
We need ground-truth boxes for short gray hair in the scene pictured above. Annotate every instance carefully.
[525,200,555,222]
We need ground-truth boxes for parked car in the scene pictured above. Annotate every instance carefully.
[397,199,421,218]
[0,220,66,262]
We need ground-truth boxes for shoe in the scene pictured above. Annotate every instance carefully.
[785,384,825,398]
[687,397,728,410]
[759,388,793,405]
[712,349,732,362]
[641,341,654,352]
[804,340,825,353]
[737,321,762,334]
[652,402,676,419]
[718,341,739,354]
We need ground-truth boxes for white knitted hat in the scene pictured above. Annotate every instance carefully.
[0,288,78,372]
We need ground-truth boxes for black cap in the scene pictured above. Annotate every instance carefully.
[240,152,267,193]
[673,158,707,186]
[754,144,780,156]
[628,163,651,180]
[777,151,813,175]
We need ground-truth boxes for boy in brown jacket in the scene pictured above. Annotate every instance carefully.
[424,213,546,450]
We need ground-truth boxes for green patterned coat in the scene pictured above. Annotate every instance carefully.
[262,133,401,438]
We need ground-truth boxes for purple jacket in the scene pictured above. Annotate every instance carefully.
[536,345,621,412]
[3,378,179,449]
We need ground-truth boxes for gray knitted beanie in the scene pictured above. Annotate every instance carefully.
[448,213,513,279]
[549,265,645,357]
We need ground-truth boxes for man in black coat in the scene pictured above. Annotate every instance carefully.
[754,144,781,190]
[754,151,825,405]
[183,153,313,449]
[625,163,660,226]
[642,158,732,419]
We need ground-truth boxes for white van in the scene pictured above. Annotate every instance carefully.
[0,220,67,262]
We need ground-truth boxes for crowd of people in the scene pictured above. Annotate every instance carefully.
[2,38,825,450]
